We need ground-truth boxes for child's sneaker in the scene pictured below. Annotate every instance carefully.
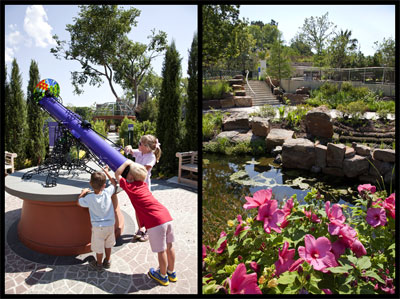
[167,270,177,282]
[102,259,111,269]
[148,268,169,286]
[89,260,104,272]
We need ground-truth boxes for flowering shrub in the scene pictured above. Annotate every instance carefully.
[202,185,396,294]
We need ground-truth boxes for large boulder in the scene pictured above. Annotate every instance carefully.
[282,138,315,170]
[352,143,371,157]
[234,96,252,107]
[315,144,327,168]
[345,146,356,159]
[203,100,221,109]
[223,112,250,131]
[322,167,345,177]
[220,98,235,108]
[373,149,395,163]
[266,129,294,152]
[342,155,369,178]
[295,86,310,95]
[250,117,270,137]
[283,93,309,105]
[326,143,346,168]
[305,106,333,138]
[369,158,394,179]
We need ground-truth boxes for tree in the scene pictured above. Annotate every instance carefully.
[111,30,167,108]
[184,33,198,151]
[248,22,280,52]
[202,5,242,69]
[290,33,313,57]
[156,41,182,175]
[51,5,140,100]
[267,38,293,82]
[373,37,395,67]
[298,12,336,68]
[325,29,358,68]
[5,59,27,169]
[26,60,46,166]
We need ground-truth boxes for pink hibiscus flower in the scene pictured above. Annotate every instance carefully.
[228,263,262,294]
[366,208,387,227]
[275,241,296,276]
[298,234,338,272]
[329,223,357,247]
[325,201,346,224]
[304,208,321,223]
[202,244,207,261]
[383,193,395,219]
[216,231,227,254]
[283,197,294,215]
[234,215,250,236]
[256,200,285,234]
[331,239,347,260]
[250,261,260,273]
[350,239,367,258]
[243,189,272,210]
[357,184,376,195]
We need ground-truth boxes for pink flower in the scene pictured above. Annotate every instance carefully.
[329,223,357,247]
[250,261,260,273]
[202,244,206,261]
[322,289,332,294]
[357,184,376,195]
[304,209,321,223]
[228,263,262,294]
[275,241,295,276]
[325,201,346,224]
[283,198,294,215]
[331,240,346,260]
[256,200,285,234]
[350,239,367,258]
[366,208,387,227]
[298,234,338,272]
[383,193,395,219]
[243,189,272,210]
[234,215,250,236]
[288,257,304,272]
[216,231,227,254]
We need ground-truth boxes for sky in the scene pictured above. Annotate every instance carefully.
[5,4,197,107]
[239,5,395,56]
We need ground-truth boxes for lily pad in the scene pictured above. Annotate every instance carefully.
[229,170,248,181]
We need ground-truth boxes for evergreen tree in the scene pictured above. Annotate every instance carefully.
[4,64,10,150]
[26,60,46,165]
[5,59,27,169]
[184,33,198,151]
[156,41,182,175]
[267,38,293,82]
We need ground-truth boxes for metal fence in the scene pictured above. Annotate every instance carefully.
[203,69,259,81]
[292,67,395,84]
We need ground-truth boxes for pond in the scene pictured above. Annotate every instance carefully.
[202,153,364,246]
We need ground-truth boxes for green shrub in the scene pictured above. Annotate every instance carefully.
[203,80,231,100]
[250,104,276,118]
[305,97,324,107]
[202,110,225,141]
[91,119,108,139]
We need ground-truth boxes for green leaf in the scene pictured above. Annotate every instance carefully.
[364,270,385,284]
[243,238,253,246]
[227,244,236,257]
[357,256,371,270]
[347,255,358,265]
[276,272,297,285]
[216,236,227,248]
[239,229,248,240]
[326,266,351,274]
[217,269,225,275]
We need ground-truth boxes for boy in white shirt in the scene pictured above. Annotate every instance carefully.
[78,167,117,272]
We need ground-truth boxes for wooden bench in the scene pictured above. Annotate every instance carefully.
[176,151,198,187]
[5,151,17,174]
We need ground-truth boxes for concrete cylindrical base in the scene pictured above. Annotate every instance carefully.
[17,199,124,256]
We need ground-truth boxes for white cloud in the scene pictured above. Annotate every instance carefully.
[6,30,22,47]
[5,47,14,63]
[23,5,56,48]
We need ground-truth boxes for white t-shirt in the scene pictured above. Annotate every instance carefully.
[78,185,115,227]
[131,149,156,191]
